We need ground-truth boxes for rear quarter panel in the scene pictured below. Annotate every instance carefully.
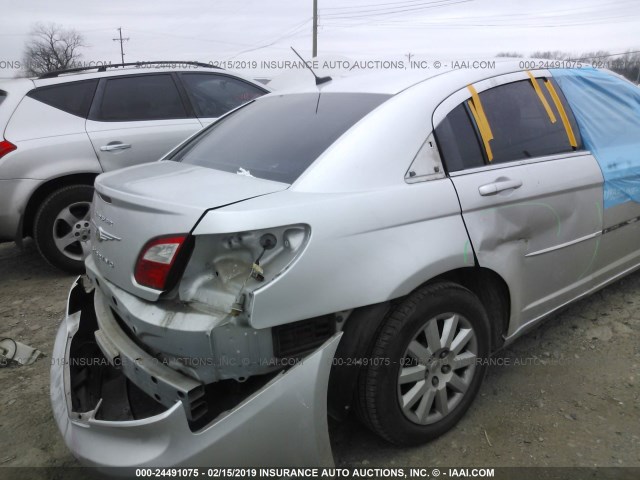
[0,78,34,138]
[1,97,101,180]
[191,76,492,328]
[193,182,470,329]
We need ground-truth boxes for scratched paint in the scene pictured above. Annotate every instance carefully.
[577,201,604,280]
[463,239,472,265]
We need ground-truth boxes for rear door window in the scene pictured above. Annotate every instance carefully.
[476,79,581,164]
[27,80,98,118]
[180,73,265,118]
[437,77,583,172]
[435,103,486,172]
[94,74,187,121]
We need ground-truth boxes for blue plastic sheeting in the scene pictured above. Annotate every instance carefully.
[552,68,640,209]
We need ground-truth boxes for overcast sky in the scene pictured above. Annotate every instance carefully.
[1,0,639,77]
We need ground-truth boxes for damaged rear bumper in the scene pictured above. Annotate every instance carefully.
[51,277,340,468]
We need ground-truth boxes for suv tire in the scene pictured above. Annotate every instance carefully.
[34,185,94,273]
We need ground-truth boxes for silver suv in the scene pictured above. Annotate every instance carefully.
[0,62,267,272]
[51,63,640,468]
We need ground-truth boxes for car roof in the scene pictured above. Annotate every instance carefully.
[30,64,266,89]
[271,59,547,96]
[0,77,34,90]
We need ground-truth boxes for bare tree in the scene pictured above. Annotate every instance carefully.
[530,50,570,60]
[495,52,523,58]
[22,23,85,76]
[528,49,640,83]
[610,50,640,84]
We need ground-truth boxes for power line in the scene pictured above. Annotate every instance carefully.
[319,0,638,29]
[321,0,459,10]
[112,27,129,64]
[321,0,473,20]
[319,2,640,31]
[322,14,640,30]
[322,0,635,13]
[226,18,312,60]
[568,50,640,61]
[321,0,471,17]
[320,0,474,21]
[362,4,640,24]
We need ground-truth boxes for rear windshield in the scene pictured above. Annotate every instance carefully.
[171,92,389,184]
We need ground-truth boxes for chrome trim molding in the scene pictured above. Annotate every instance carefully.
[525,231,601,257]
[449,151,592,177]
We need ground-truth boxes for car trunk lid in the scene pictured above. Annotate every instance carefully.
[90,161,288,301]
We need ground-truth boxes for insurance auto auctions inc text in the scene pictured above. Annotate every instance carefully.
[253,467,495,478]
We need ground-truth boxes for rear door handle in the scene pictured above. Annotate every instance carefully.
[478,179,523,196]
[100,143,131,152]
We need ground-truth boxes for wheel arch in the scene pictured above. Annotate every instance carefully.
[21,173,98,239]
[432,267,511,352]
[328,266,511,420]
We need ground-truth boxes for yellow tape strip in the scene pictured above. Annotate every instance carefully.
[543,79,578,148]
[527,71,556,124]
[467,85,494,162]
[467,99,494,163]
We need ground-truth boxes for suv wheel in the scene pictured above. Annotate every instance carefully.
[357,281,490,445]
[34,185,93,273]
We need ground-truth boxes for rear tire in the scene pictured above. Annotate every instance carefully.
[34,185,94,273]
[357,281,490,446]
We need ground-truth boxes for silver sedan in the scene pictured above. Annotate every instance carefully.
[51,61,640,467]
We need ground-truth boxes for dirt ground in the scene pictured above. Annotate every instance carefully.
[0,240,639,472]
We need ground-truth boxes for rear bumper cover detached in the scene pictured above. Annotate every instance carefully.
[50,276,340,468]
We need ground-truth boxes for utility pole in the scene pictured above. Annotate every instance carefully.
[113,27,129,64]
[312,0,318,58]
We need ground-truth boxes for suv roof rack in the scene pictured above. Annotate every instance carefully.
[38,61,221,79]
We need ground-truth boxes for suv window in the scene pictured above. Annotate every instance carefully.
[95,74,187,121]
[172,92,389,184]
[477,79,580,164]
[435,103,485,172]
[181,73,265,118]
[27,80,98,118]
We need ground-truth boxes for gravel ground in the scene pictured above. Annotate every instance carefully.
[0,240,638,472]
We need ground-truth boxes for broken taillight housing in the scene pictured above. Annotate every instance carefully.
[177,225,311,315]
[0,139,16,159]
[134,234,191,291]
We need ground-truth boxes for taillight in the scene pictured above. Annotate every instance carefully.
[134,234,188,290]
[0,139,16,159]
